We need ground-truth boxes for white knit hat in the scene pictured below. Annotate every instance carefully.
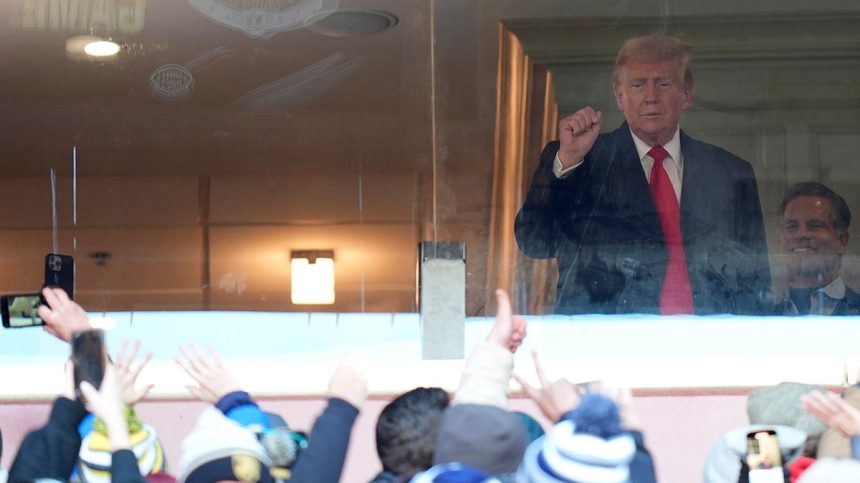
[177,407,272,483]
[518,419,636,483]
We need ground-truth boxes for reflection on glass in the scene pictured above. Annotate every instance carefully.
[189,0,340,39]
[776,182,859,316]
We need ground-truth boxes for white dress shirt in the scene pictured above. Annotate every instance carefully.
[553,127,684,202]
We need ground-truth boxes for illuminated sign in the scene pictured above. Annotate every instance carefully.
[16,0,145,33]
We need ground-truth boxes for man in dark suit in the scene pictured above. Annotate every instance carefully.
[776,182,860,315]
[515,35,772,315]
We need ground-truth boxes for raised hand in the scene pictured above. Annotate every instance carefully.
[113,339,154,405]
[557,107,602,168]
[38,287,91,342]
[801,390,860,437]
[327,358,367,409]
[175,342,242,403]
[486,289,527,353]
[514,349,580,423]
[79,364,132,449]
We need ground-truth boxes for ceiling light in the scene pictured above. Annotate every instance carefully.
[306,9,398,37]
[65,35,121,60]
[84,39,120,57]
[290,250,335,305]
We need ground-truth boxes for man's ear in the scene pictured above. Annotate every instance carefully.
[613,84,625,112]
[839,231,850,254]
[681,84,693,111]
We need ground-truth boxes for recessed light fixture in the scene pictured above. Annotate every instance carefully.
[84,39,120,57]
[65,35,121,60]
[306,9,398,37]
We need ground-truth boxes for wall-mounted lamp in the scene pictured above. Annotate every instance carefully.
[290,250,335,305]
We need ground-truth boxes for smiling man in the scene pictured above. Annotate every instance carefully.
[515,35,772,315]
[777,182,860,315]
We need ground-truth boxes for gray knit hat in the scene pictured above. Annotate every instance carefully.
[433,404,528,475]
[747,382,828,439]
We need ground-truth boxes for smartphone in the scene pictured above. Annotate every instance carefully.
[746,429,784,483]
[71,329,106,401]
[44,253,74,300]
[1,293,46,328]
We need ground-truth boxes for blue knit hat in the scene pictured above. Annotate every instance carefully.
[517,394,636,483]
[410,463,501,483]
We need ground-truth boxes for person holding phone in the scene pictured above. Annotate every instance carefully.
[8,360,146,483]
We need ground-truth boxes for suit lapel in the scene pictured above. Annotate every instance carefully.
[609,125,664,240]
[678,131,715,242]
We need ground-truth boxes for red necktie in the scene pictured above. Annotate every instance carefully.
[648,146,694,314]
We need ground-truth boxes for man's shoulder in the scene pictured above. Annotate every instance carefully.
[680,130,751,168]
[840,286,860,315]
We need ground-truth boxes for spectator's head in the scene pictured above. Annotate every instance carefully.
[612,35,693,146]
[746,382,828,457]
[518,394,635,482]
[76,420,168,482]
[177,407,276,483]
[797,458,860,482]
[433,404,528,477]
[375,387,450,478]
[778,182,851,288]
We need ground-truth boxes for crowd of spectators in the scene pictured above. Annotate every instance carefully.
[1,287,860,482]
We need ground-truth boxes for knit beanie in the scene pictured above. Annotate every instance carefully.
[76,414,167,482]
[747,382,828,450]
[517,394,635,483]
[410,463,501,483]
[433,404,528,475]
[177,407,274,483]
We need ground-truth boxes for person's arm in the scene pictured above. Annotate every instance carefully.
[8,396,88,481]
[80,365,147,483]
[287,360,366,483]
[732,160,773,313]
[452,289,526,408]
[801,389,860,460]
[515,141,567,260]
[515,107,602,260]
[626,430,657,483]
[175,342,271,430]
[514,349,580,424]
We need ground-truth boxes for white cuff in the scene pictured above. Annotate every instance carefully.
[553,153,583,179]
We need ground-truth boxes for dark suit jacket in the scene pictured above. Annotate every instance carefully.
[775,284,860,316]
[515,122,772,314]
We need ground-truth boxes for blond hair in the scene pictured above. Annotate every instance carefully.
[613,35,693,88]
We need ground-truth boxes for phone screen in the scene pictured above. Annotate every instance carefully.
[44,253,75,300]
[71,330,106,401]
[1,294,45,328]
[747,429,784,483]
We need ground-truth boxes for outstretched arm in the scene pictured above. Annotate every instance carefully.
[287,359,366,483]
[453,289,527,408]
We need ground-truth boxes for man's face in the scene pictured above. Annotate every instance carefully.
[779,195,849,287]
[613,60,692,146]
